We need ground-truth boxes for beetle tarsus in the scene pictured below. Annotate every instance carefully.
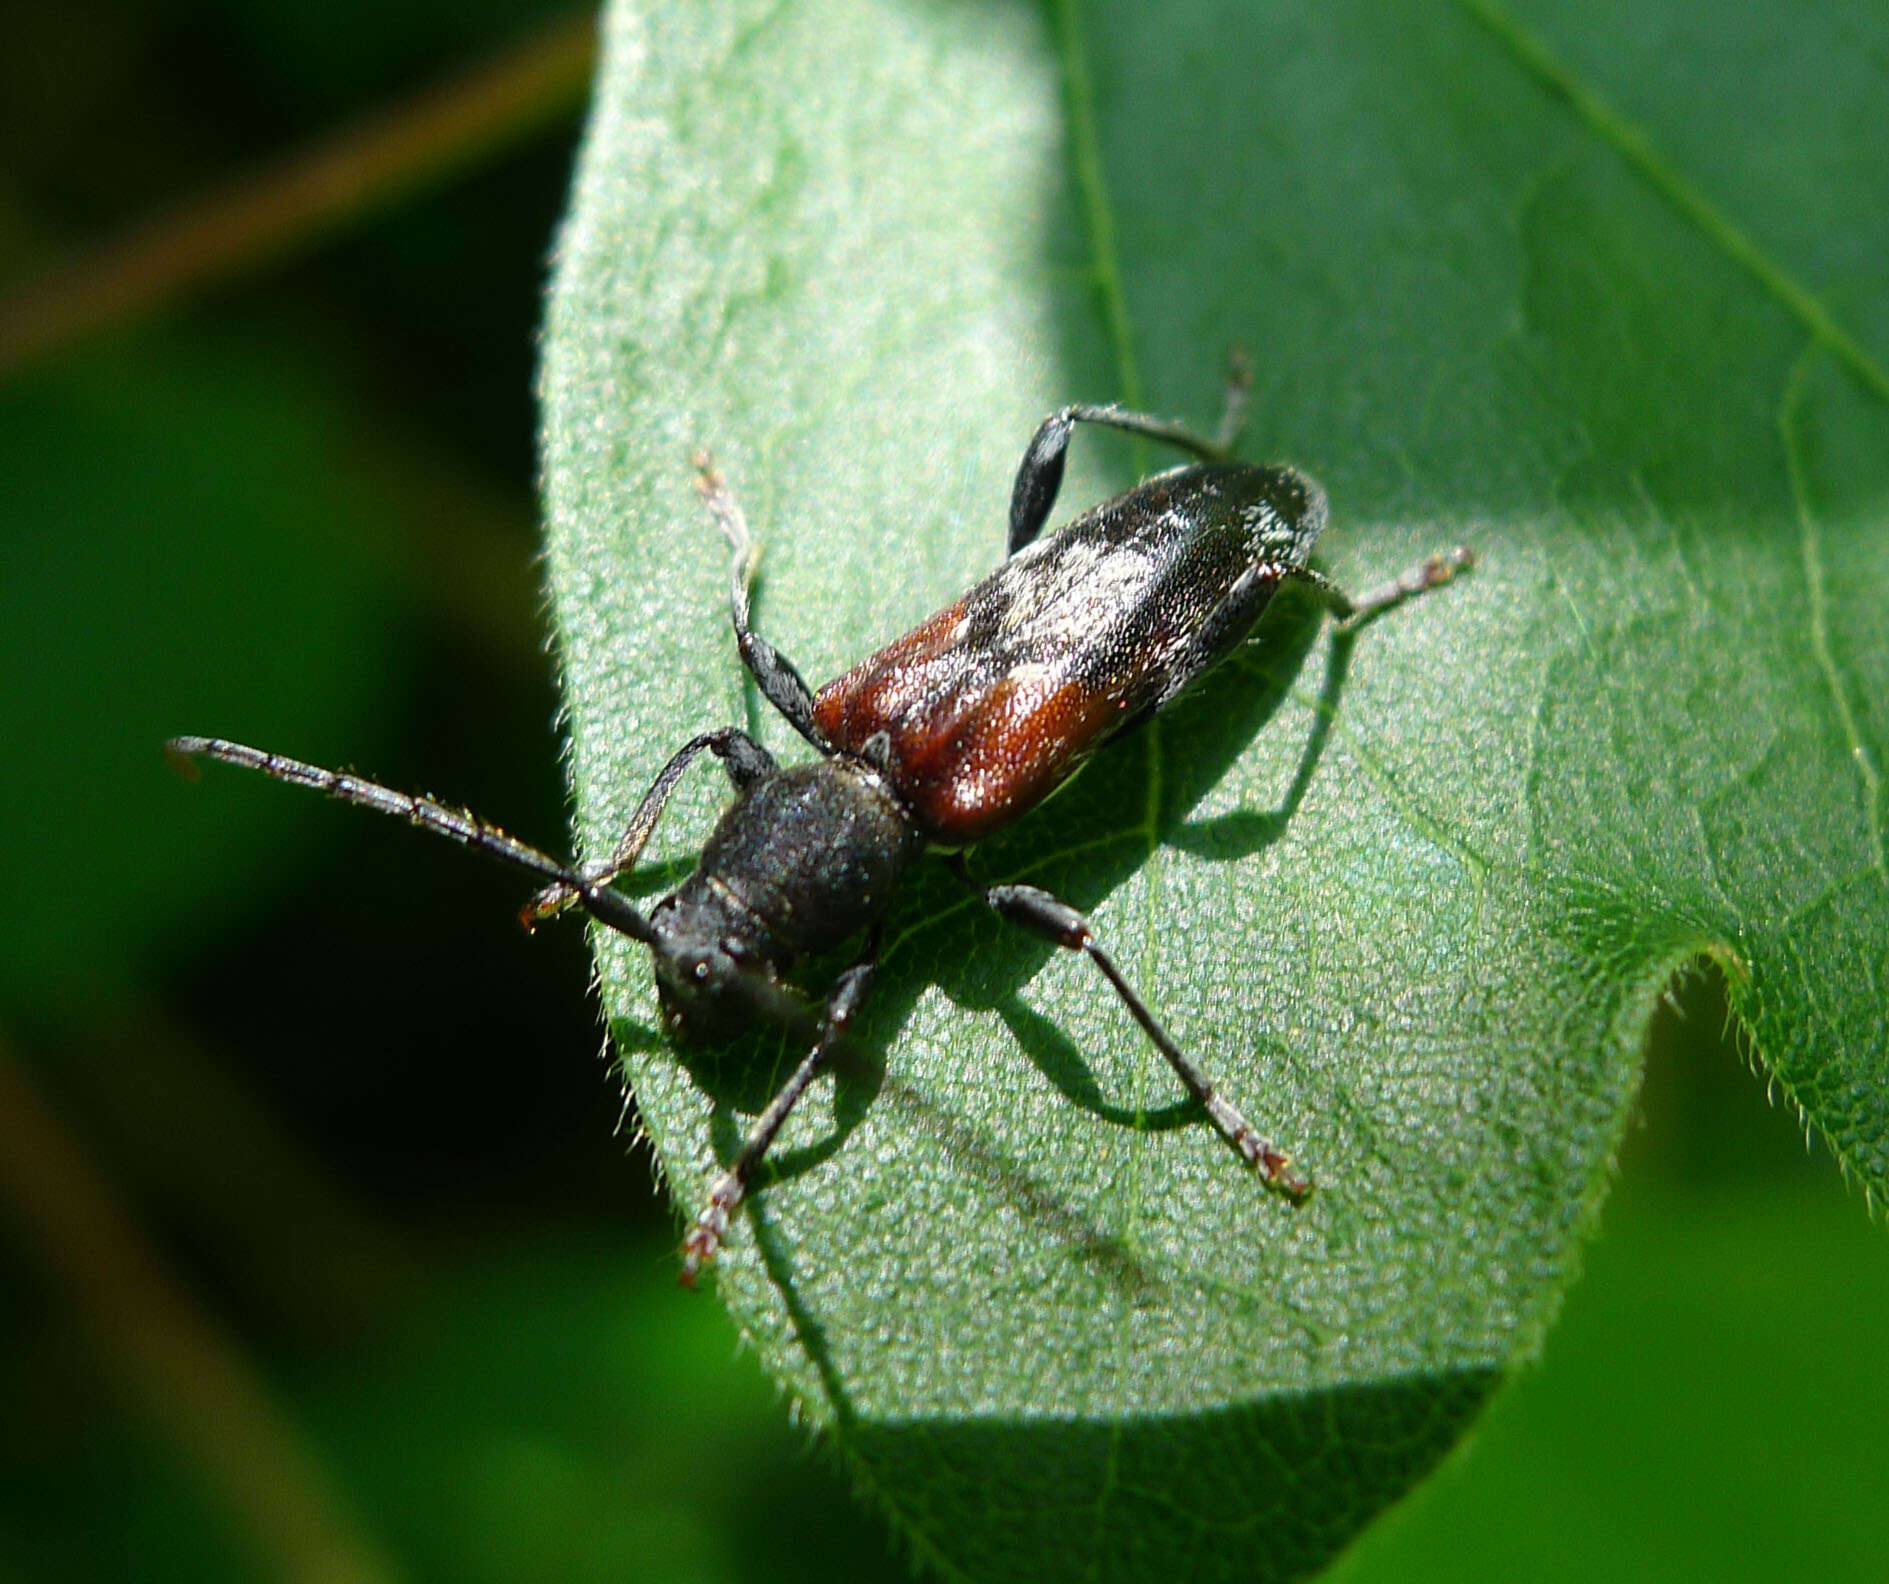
[679,1179,739,1287]
[1245,1134,1313,1200]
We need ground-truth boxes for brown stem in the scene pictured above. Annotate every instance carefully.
[0,12,597,376]
[0,1037,404,1584]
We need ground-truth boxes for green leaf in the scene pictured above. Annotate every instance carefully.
[537,1,1887,1579]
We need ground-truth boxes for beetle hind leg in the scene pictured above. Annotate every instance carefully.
[1007,354,1253,556]
[1211,346,1253,452]
[1291,546,1475,631]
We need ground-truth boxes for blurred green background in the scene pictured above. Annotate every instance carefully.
[1,3,1879,1581]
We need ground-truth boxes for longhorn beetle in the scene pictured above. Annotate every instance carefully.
[169,364,1471,1284]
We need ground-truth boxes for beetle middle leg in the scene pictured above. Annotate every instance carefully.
[679,938,881,1285]
[1008,355,1254,555]
[951,859,1311,1198]
[692,450,830,750]
[520,727,776,926]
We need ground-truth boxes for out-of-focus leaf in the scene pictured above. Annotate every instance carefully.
[0,333,406,1012]
[0,1245,904,1584]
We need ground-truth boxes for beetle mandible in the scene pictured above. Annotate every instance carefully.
[169,363,1471,1283]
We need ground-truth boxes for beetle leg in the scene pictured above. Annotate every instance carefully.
[958,864,1310,1198]
[678,943,880,1286]
[1211,346,1253,452]
[165,736,658,944]
[692,451,831,750]
[519,728,775,928]
[1290,546,1475,631]
[1008,370,1253,557]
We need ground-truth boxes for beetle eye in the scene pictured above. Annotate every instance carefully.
[679,947,737,991]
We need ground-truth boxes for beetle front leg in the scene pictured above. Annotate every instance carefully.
[1290,546,1475,631]
[520,728,775,927]
[678,946,880,1286]
[692,451,830,750]
[959,865,1310,1198]
[1007,356,1253,555]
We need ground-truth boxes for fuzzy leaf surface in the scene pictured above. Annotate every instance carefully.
[538,1,1889,1578]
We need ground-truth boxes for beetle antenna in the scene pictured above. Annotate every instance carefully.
[164,736,654,943]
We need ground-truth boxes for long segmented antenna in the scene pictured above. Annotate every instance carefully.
[164,736,654,943]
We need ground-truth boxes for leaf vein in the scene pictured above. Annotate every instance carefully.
[1052,0,1141,407]
[1780,348,1888,884]
[1330,704,1498,878]
[1050,0,1171,1469]
[1459,0,1889,405]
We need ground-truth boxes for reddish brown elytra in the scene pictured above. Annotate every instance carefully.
[169,362,1471,1284]
[813,462,1329,843]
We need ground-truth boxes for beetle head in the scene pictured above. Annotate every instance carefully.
[647,883,811,1045]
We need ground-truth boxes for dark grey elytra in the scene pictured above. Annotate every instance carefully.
[168,363,1472,1284]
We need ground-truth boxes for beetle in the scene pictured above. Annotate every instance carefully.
[168,364,1470,1283]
